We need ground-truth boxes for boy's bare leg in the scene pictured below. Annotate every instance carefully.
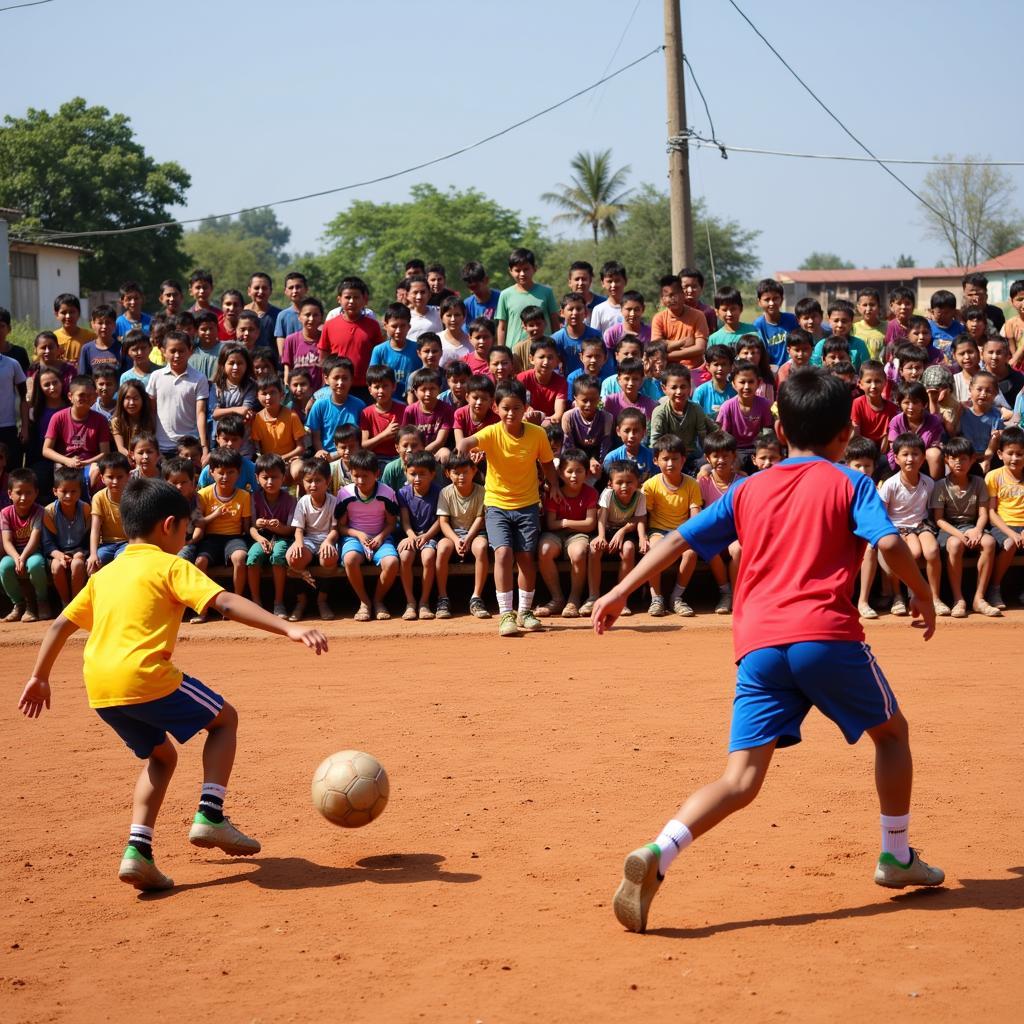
[133,738,179,830]
[973,535,1001,614]
[919,533,945,609]
[246,564,264,607]
[866,711,911,816]
[343,551,372,616]
[728,541,741,588]
[419,547,437,614]
[584,544,603,608]
[375,556,399,618]
[271,564,286,608]
[230,549,246,596]
[858,547,878,616]
[925,448,944,479]
[435,538,453,599]
[992,539,1016,592]
[536,537,564,614]
[564,538,589,611]
[944,537,964,606]
[708,553,727,587]
[70,552,87,597]
[50,555,70,606]
[472,536,489,600]
[201,702,238,788]
[399,547,417,607]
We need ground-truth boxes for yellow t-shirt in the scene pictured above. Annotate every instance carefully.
[250,408,306,458]
[853,322,886,360]
[91,488,125,543]
[986,467,1024,527]
[642,473,703,532]
[198,485,251,536]
[65,543,223,707]
[149,346,166,367]
[474,421,554,510]
[54,325,96,363]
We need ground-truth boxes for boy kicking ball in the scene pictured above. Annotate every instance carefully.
[17,478,328,892]
[592,368,944,934]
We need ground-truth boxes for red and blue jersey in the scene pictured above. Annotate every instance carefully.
[679,457,897,661]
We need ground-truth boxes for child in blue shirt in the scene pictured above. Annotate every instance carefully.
[552,292,603,377]
[752,278,798,367]
[197,415,258,493]
[602,408,655,481]
[397,451,443,620]
[114,281,151,341]
[692,344,737,417]
[308,356,365,459]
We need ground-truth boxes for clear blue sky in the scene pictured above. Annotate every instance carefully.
[4,0,1022,276]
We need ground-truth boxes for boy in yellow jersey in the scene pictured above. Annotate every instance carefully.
[17,478,328,892]
[457,379,562,636]
[641,435,703,617]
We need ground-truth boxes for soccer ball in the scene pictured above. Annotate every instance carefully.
[311,750,389,828]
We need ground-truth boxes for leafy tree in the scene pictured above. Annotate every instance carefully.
[0,98,190,296]
[921,155,1021,267]
[541,149,633,245]
[895,253,916,268]
[799,251,855,270]
[320,184,548,306]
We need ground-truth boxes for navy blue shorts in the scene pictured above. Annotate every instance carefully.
[730,641,897,752]
[95,675,225,759]
[485,506,540,553]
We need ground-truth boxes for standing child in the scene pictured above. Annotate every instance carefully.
[402,368,454,463]
[958,372,1003,473]
[454,374,499,448]
[692,344,737,418]
[43,465,91,608]
[930,436,1000,618]
[114,282,151,341]
[369,303,421,396]
[602,356,657,425]
[678,267,719,335]
[18,476,327,892]
[318,277,383,397]
[336,449,401,622]
[602,290,650,352]
[517,338,568,427]
[878,434,945,616]
[927,290,964,358]
[308,356,365,460]
[696,430,744,614]
[273,272,309,357]
[708,286,757,349]
[794,297,828,342]
[552,292,603,377]
[246,453,297,619]
[79,305,123,377]
[774,329,814,386]
[157,279,183,319]
[189,311,223,381]
[460,261,501,322]
[716,360,775,465]
[568,337,614,392]
[405,276,444,343]
[495,248,560,349]
[510,306,550,373]
[811,300,870,368]
[397,452,443,620]
[752,278,798,367]
[188,269,219,314]
[91,369,119,422]
[26,367,68,493]
[211,345,258,457]
[88,452,131,572]
[53,293,95,364]
[853,288,886,359]
[0,331,28,472]
[146,332,210,459]
[650,364,709,473]
[983,426,1024,609]
[594,369,943,935]
[435,453,490,619]
[603,409,655,481]
[884,286,916,351]
[249,376,306,482]
[590,460,647,615]
[286,458,339,621]
[466,317,497,376]
[651,275,708,372]
[440,361,472,409]
[438,296,473,367]
[589,261,628,336]
[1,468,50,621]
[120,330,155,387]
[27,331,75,404]
[1005,280,1024,364]
[560,375,614,479]
[280,296,324,390]
[641,436,702,617]
[536,449,600,618]
[457,379,562,636]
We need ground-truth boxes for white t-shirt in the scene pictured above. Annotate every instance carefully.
[590,300,622,335]
[0,354,26,429]
[291,493,338,542]
[598,487,647,528]
[878,473,933,530]
[408,307,443,342]
[145,365,210,449]
[325,307,378,323]
[439,335,474,368]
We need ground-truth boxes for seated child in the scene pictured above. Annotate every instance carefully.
[337,448,401,622]
[120,329,155,387]
[537,448,599,618]
[397,451,443,621]
[43,374,112,493]
[641,435,702,617]
[853,287,886,359]
[598,334,645,398]
[697,430,744,613]
[851,360,897,462]
[487,344,516,387]
[693,344,737,417]
[411,332,444,399]
[380,425,424,495]
[959,372,1003,474]
[466,317,497,376]
[454,374,499,448]
[811,300,870,368]
[716,360,775,465]
[286,458,339,621]
[984,426,1024,609]
[794,296,828,342]
[308,355,365,461]
[246,453,297,619]
[517,338,568,427]
[250,376,307,481]
[369,303,420,397]
[650,363,709,474]
[402,368,454,464]
[883,341,927,400]
[440,360,472,409]
[438,296,473,367]
[930,436,1000,618]
[27,330,75,405]
[92,368,119,422]
[175,436,203,473]
[552,292,602,377]
[198,415,258,493]
[567,336,615,395]
[88,452,131,573]
[921,364,959,437]
[42,465,91,609]
[642,341,668,398]
[359,365,407,469]
[560,374,614,480]
[591,459,647,614]
[435,453,490,619]
[511,305,550,373]
[1,468,50,621]
[603,408,655,481]
[878,433,945,616]
[735,336,777,403]
[751,432,784,471]
[78,304,122,377]
[193,448,252,619]
[130,432,162,480]
[886,382,944,477]
[163,456,201,563]
[602,356,658,424]
[844,436,882,618]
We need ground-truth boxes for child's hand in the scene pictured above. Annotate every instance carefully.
[398,537,414,553]
[591,591,627,635]
[609,533,624,553]
[315,449,331,462]
[456,538,468,557]
[1013,530,1024,550]
[963,527,983,548]
[365,534,381,551]
[14,556,25,575]
[87,555,101,574]
[260,538,273,555]
[639,537,650,554]
[286,543,303,564]
[413,535,427,549]
[243,408,255,423]
[317,539,335,561]
[590,458,602,477]
[18,676,51,718]
[285,624,329,655]
[591,536,607,554]
[209,503,227,519]
[384,422,400,438]
[547,481,563,504]
[524,409,544,425]
[908,593,936,640]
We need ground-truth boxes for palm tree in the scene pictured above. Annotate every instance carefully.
[541,150,633,245]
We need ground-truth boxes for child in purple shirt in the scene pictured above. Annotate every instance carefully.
[886,381,944,474]
[716,360,775,459]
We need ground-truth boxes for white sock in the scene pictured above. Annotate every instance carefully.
[653,819,693,876]
[518,589,534,613]
[497,590,514,614]
[671,583,686,602]
[880,813,910,863]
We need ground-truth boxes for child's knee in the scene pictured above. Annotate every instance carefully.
[151,737,178,766]
[209,700,238,732]
[343,551,363,569]
[981,534,996,552]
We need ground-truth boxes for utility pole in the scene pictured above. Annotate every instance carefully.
[664,0,694,270]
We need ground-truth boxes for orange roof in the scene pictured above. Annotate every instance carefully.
[776,266,960,284]
[975,245,1024,273]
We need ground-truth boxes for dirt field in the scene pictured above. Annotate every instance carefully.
[2,612,1022,1023]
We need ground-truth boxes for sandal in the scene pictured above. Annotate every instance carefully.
[402,604,418,621]
[950,600,968,619]
[858,602,878,620]
[535,600,564,618]
[561,602,580,619]
[374,605,392,621]
[2,604,25,623]
[354,604,372,623]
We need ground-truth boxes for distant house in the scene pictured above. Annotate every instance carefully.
[776,245,1024,312]
[0,208,88,328]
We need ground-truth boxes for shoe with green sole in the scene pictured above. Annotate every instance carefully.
[188,812,261,856]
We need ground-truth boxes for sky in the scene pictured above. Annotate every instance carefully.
[3,0,1022,277]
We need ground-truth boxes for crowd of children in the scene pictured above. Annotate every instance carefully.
[3,259,1024,632]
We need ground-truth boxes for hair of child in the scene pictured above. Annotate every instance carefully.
[508,248,536,268]
[406,275,429,290]
[826,298,856,318]
[661,362,692,384]
[983,335,1010,350]
[828,360,856,379]
[467,374,495,396]
[730,358,760,383]
[616,407,647,429]
[941,435,974,458]
[892,431,925,456]
[753,430,781,452]
[425,262,446,277]
[705,343,736,366]
[53,293,81,312]
[600,260,627,280]
[527,336,557,358]
[572,374,601,397]
[406,451,437,473]
[714,285,743,307]
[163,456,196,481]
[494,379,528,405]
[794,296,823,317]
[644,340,668,358]
[68,374,95,393]
[446,451,475,472]
[52,464,84,487]
[296,296,323,316]
[0,308,10,327]
[784,330,813,352]
[677,267,705,285]
[858,358,884,377]
[890,286,915,305]
[703,429,738,454]
[895,343,928,366]
[961,305,986,322]
[91,303,117,322]
[755,278,784,298]
[822,337,851,357]
[1009,280,1024,300]
[606,459,641,481]
[365,364,397,386]
[336,277,369,297]
[349,448,379,473]
[460,260,487,284]
[207,446,243,472]
[961,271,988,289]
[130,430,159,452]
[561,291,587,309]
[215,413,246,439]
[8,467,38,489]
[844,435,879,463]
[615,357,644,378]
[415,333,441,352]
[189,269,214,286]
[98,451,131,475]
[569,260,595,276]
[221,288,244,305]
[776,367,851,449]
[256,375,284,394]
[469,316,496,336]
[856,287,882,303]
[445,361,472,380]
[333,423,361,445]
[176,435,200,452]
[121,478,189,538]
[289,368,313,385]
[394,424,421,443]
[999,425,1024,449]
[170,312,196,332]
[621,290,645,307]
[613,333,643,355]
[653,434,686,455]
[971,370,997,387]
[560,447,588,470]
[896,380,928,405]
[189,310,216,329]
[322,354,355,378]
[164,329,194,351]
[381,302,411,324]
[236,311,260,326]
[929,290,957,310]
[405,259,426,274]
[519,305,546,324]
[659,273,682,291]
[410,367,442,391]
[543,422,565,448]
[580,336,607,354]
[439,295,466,317]
[254,453,287,478]
[92,367,118,384]
[161,278,184,294]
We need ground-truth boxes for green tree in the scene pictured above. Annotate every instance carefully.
[320,184,548,306]
[541,149,632,245]
[799,251,855,270]
[0,98,191,296]
[895,253,916,268]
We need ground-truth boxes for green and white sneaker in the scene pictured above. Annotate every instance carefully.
[874,848,945,889]
[118,845,174,891]
[188,812,261,856]
[613,844,663,933]
[517,608,542,632]
[498,611,519,637]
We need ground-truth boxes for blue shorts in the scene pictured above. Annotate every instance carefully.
[730,641,898,752]
[97,541,127,565]
[485,505,540,553]
[95,675,225,759]
[340,536,399,566]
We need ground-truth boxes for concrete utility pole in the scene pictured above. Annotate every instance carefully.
[664,0,694,270]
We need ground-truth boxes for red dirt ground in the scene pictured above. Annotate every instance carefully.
[2,613,1022,1023]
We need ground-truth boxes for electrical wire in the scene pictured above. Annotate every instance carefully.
[723,0,998,262]
[0,0,54,11]
[681,55,727,159]
[25,45,663,243]
[588,0,643,107]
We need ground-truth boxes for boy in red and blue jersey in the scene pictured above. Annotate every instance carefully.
[592,367,945,934]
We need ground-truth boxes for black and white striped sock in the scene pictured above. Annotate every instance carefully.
[198,783,227,823]
[128,824,154,860]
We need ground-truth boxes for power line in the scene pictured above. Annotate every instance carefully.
[0,0,54,11]
[26,45,662,243]
[723,0,997,262]
[681,55,727,159]
[589,0,643,107]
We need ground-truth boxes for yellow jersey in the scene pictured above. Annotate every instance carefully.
[642,473,703,532]
[473,422,554,510]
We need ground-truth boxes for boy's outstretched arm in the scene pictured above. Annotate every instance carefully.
[875,533,936,639]
[213,592,329,653]
[592,529,692,634]
[18,614,80,717]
